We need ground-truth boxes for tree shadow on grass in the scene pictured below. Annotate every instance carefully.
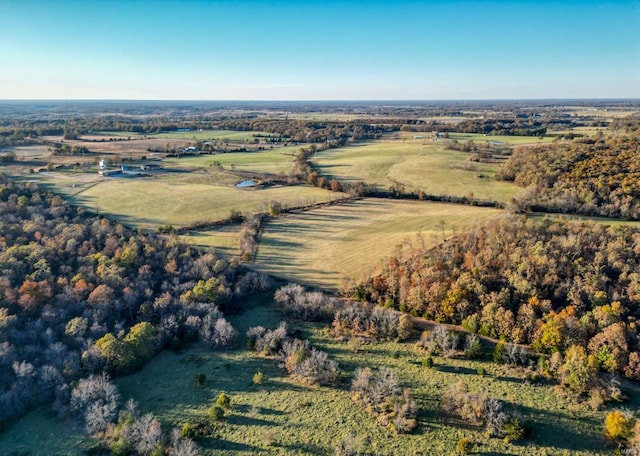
[234,403,287,416]
[274,441,328,455]
[202,438,263,453]
[227,414,276,427]
[433,364,478,376]
[503,401,604,453]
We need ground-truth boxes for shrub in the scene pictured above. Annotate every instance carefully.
[351,367,417,433]
[464,334,483,359]
[477,366,487,376]
[416,325,459,357]
[208,406,224,422]
[334,433,362,456]
[216,392,231,411]
[247,322,288,355]
[456,437,474,455]
[180,422,196,439]
[422,356,434,369]
[195,373,206,387]
[503,417,526,442]
[493,341,506,364]
[252,371,264,385]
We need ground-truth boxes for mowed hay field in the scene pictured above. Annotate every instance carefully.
[312,136,522,202]
[165,145,301,175]
[0,296,619,455]
[37,171,344,230]
[252,199,503,290]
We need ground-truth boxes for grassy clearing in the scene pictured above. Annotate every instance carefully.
[36,171,344,230]
[2,296,620,455]
[0,145,51,159]
[251,199,503,290]
[181,224,241,257]
[0,407,92,456]
[444,132,556,145]
[313,137,521,202]
[96,130,273,141]
[165,145,300,175]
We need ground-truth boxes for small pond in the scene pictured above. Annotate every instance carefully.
[235,179,259,188]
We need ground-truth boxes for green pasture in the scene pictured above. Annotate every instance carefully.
[251,199,503,290]
[35,171,344,230]
[313,138,521,202]
[165,145,300,175]
[1,296,620,455]
[0,407,92,456]
[181,225,241,257]
[0,145,51,159]
[444,132,555,145]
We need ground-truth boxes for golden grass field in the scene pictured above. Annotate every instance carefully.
[251,199,503,290]
[313,135,524,202]
[35,171,344,230]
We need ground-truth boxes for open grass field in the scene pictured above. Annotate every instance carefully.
[35,171,345,230]
[444,132,556,145]
[0,407,92,456]
[181,224,241,257]
[1,295,624,455]
[165,145,301,175]
[313,137,522,202]
[250,199,503,290]
[0,145,51,159]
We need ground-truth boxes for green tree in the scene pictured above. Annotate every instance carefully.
[558,345,595,395]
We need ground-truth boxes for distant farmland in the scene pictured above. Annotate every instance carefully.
[165,144,301,175]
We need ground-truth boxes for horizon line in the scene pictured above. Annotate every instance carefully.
[1,97,640,103]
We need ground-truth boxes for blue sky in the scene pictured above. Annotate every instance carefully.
[0,0,638,100]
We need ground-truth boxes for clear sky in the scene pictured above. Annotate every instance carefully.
[0,0,638,100]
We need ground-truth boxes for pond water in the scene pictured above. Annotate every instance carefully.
[235,179,258,188]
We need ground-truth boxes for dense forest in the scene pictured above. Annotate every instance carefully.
[354,216,640,379]
[0,178,268,428]
[498,133,640,219]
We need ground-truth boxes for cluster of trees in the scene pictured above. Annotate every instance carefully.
[215,118,393,144]
[69,374,202,455]
[274,283,338,322]
[51,144,89,156]
[498,133,640,219]
[0,179,263,428]
[443,380,526,442]
[246,322,340,386]
[354,215,640,380]
[351,367,417,433]
[238,214,263,262]
[292,144,367,196]
[416,326,484,360]
[332,304,413,342]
